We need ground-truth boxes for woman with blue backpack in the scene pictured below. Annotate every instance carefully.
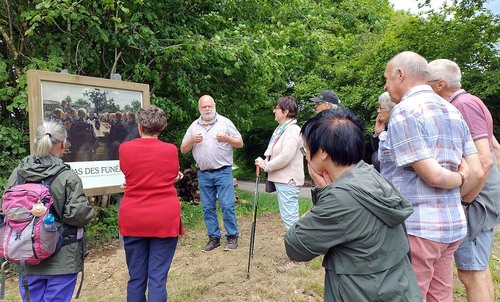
[1,120,94,302]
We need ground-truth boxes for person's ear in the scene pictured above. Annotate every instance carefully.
[320,149,329,161]
[397,68,404,82]
[54,140,66,157]
[436,80,446,91]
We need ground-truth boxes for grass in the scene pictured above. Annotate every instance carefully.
[234,189,313,216]
[179,189,313,229]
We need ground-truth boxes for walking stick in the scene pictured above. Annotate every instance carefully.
[246,166,260,279]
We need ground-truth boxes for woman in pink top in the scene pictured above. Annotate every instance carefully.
[119,105,184,302]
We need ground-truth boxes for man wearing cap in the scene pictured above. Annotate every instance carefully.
[310,90,340,113]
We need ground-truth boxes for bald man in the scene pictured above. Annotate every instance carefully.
[181,95,243,252]
[380,51,482,302]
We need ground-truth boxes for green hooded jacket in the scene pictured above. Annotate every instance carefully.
[285,161,422,302]
[2,154,94,275]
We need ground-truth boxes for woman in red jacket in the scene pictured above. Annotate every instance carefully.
[119,105,184,302]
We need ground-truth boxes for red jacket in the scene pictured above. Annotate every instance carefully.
[119,138,184,237]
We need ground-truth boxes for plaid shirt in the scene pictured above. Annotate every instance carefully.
[380,85,477,243]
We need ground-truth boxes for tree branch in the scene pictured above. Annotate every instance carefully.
[0,23,21,78]
[111,50,122,75]
[4,0,12,38]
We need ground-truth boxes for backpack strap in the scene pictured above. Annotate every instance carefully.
[16,171,25,185]
[0,260,8,299]
[20,259,31,302]
[74,230,88,299]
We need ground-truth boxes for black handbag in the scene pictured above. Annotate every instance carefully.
[265,172,276,193]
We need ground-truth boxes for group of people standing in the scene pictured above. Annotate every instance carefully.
[284,52,499,302]
[2,50,499,302]
[371,53,500,302]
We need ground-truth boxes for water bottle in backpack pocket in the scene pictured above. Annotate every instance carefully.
[39,214,63,257]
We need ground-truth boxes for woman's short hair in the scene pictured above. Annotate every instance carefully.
[377,92,396,111]
[301,108,364,166]
[274,96,299,119]
[35,121,67,157]
[136,105,167,136]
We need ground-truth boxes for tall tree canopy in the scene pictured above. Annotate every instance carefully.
[1,0,498,184]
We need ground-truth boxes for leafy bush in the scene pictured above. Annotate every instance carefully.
[0,125,29,188]
[86,204,119,245]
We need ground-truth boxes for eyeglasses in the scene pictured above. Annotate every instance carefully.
[378,107,389,111]
[300,146,307,156]
[428,79,441,83]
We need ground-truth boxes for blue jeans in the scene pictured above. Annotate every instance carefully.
[198,166,239,239]
[275,183,300,230]
[19,273,78,302]
[123,236,178,302]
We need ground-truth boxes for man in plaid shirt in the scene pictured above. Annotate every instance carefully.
[379,51,483,302]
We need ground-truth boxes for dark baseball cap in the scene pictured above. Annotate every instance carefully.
[310,90,340,105]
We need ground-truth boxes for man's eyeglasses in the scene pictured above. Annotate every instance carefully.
[300,146,307,156]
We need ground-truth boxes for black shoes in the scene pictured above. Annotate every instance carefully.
[202,236,238,252]
[202,237,220,252]
[224,236,238,251]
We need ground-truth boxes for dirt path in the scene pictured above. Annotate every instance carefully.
[3,212,325,302]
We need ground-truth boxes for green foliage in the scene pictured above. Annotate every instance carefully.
[0,125,29,188]
[180,202,205,229]
[1,0,499,174]
[86,204,119,245]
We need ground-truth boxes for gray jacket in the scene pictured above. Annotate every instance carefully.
[2,155,94,275]
[285,161,422,302]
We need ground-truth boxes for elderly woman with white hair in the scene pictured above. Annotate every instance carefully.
[371,92,396,172]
